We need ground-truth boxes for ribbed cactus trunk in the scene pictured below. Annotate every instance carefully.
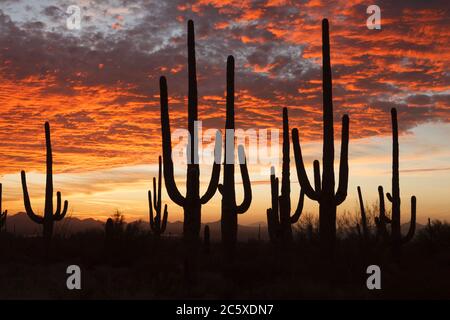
[267,108,304,244]
[219,55,252,254]
[21,122,68,245]
[291,19,349,255]
[386,108,416,255]
[159,20,221,243]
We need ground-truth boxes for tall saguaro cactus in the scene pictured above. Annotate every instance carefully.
[0,184,7,232]
[267,108,305,244]
[291,19,349,253]
[386,108,416,253]
[21,122,68,242]
[159,20,222,242]
[148,156,168,237]
[218,55,252,253]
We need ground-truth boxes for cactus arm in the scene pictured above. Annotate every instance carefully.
[54,191,68,220]
[335,115,349,205]
[20,170,44,224]
[152,177,157,212]
[159,76,186,207]
[378,186,391,224]
[236,145,252,214]
[386,192,393,202]
[161,204,168,233]
[200,131,222,204]
[55,190,62,215]
[156,155,162,213]
[148,190,154,229]
[401,196,416,244]
[290,190,305,224]
[270,169,279,223]
[313,160,321,193]
[291,128,320,200]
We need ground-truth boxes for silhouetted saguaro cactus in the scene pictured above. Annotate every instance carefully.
[21,122,68,243]
[218,55,252,254]
[292,19,349,253]
[386,108,416,254]
[148,156,168,237]
[374,186,391,242]
[357,186,369,242]
[160,20,222,242]
[0,184,7,232]
[267,108,305,244]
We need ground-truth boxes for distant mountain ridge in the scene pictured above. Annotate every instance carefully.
[4,212,266,241]
[4,212,423,242]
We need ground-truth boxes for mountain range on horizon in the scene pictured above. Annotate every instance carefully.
[3,212,423,242]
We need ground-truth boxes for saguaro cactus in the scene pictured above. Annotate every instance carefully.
[374,186,391,241]
[218,55,252,253]
[386,108,416,253]
[21,122,68,242]
[267,108,305,244]
[159,20,222,242]
[356,186,369,242]
[148,156,168,237]
[0,184,7,232]
[291,19,349,253]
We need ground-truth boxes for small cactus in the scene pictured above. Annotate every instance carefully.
[148,156,168,237]
[374,185,391,242]
[21,122,68,243]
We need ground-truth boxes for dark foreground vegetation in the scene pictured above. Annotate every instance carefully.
[0,217,448,300]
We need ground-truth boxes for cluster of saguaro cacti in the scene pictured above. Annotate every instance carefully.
[148,156,168,237]
[218,55,252,254]
[21,122,68,243]
[291,19,349,253]
[0,184,7,232]
[356,108,416,252]
[159,20,222,242]
[267,108,305,244]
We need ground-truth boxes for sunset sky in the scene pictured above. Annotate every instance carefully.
[0,0,449,225]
